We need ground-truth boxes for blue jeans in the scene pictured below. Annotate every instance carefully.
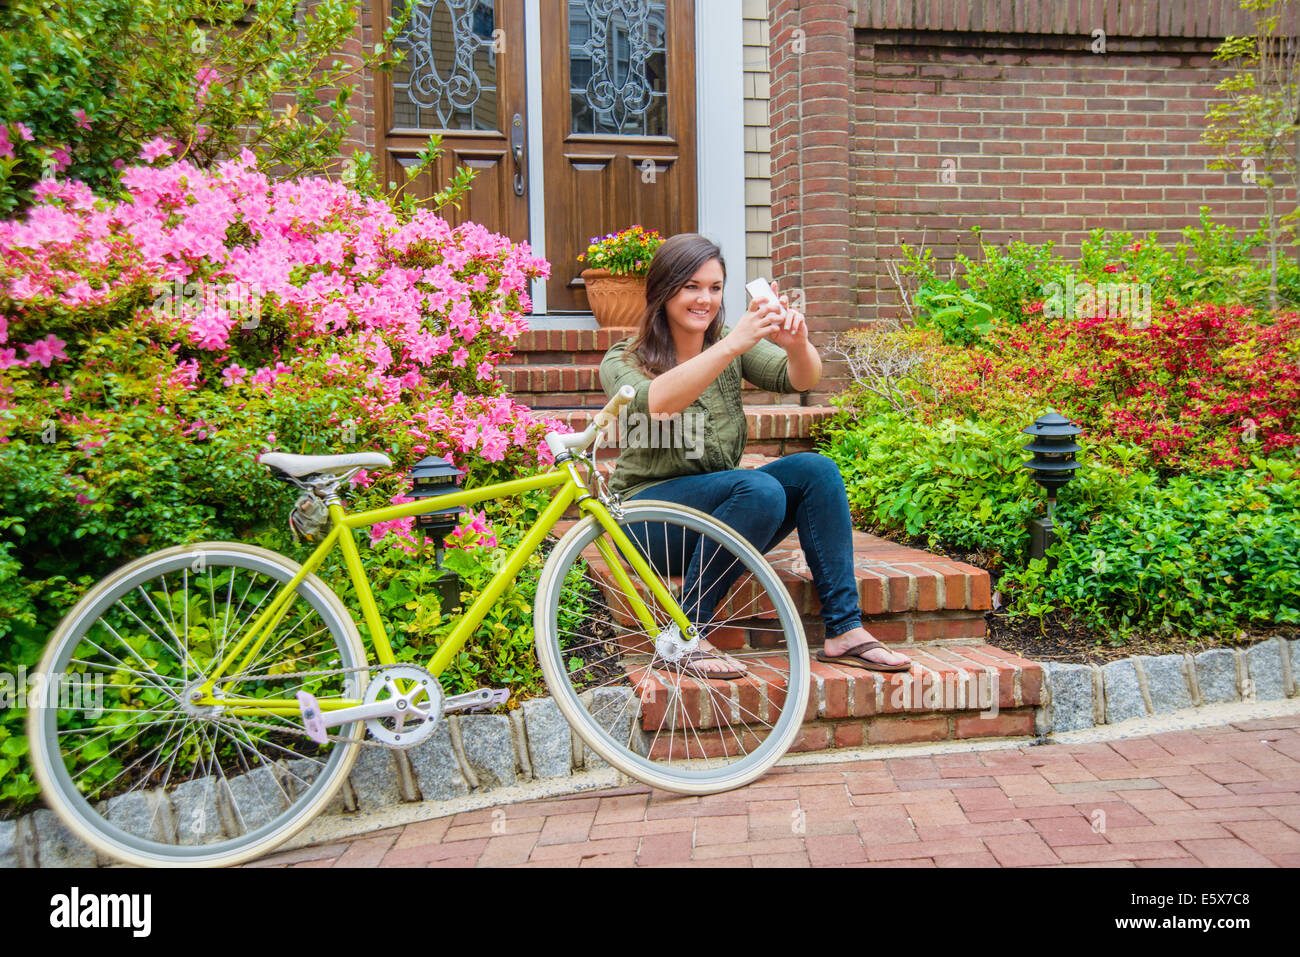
[626,452,863,639]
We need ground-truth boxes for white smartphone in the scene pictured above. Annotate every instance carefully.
[746,277,792,330]
[745,277,781,308]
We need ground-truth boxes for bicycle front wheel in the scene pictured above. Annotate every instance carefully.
[534,502,809,794]
[28,542,367,867]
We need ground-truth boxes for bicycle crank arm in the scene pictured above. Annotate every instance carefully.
[296,691,431,744]
[442,688,510,714]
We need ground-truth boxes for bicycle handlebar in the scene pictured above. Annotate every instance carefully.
[544,384,635,459]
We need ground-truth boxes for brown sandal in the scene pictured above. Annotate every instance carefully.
[816,639,911,673]
[669,651,748,681]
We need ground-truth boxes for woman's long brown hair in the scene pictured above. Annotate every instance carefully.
[629,233,726,375]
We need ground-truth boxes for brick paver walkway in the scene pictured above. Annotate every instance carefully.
[248,715,1300,868]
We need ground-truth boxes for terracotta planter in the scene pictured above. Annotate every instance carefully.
[581,269,647,329]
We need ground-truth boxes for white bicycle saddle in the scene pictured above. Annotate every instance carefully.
[258,452,393,478]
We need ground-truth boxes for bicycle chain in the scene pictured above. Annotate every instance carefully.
[200,662,435,751]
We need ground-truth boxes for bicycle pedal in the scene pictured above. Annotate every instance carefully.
[472,688,510,711]
[443,687,510,714]
[297,691,328,744]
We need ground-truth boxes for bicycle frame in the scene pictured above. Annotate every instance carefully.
[192,457,695,717]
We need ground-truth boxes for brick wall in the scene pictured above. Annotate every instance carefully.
[339,2,379,162]
[769,0,857,398]
[743,0,774,283]
[769,0,1286,373]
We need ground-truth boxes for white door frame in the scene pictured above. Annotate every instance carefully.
[523,0,747,327]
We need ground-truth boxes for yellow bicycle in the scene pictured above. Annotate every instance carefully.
[27,386,809,866]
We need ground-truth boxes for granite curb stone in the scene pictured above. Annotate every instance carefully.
[457,714,517,789]
[1246,639,1286,700]
[523,697,573,778]
[348,747,404,810]
[1044,662,1094,733]
[31,808,97,868]
[0,820,16,868]
[1195,649,1239,705]
[1102,659,1147,724]
[406,722,470,801]
[1136,654,1194,713]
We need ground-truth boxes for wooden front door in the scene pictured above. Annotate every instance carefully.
[378,0,530,240]
[540,0,697,311]
[378,0,698,315]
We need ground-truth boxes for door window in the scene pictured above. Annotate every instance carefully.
[568,0,668,136]
[392,0,501,131]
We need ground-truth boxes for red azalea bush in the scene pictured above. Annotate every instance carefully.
[920,303,1300,470]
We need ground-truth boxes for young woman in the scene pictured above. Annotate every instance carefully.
[599,233,912,678]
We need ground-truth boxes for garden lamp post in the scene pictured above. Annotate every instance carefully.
[1022,411,1083,561]
[409,455,467,611]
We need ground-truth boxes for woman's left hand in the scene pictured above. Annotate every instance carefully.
[765,281,808,352]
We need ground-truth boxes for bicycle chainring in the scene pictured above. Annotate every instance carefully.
[363,665,443,748]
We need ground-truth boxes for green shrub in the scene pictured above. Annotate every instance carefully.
[817,395,1151,566]
[1000,457,1300,639]
[0,0,414,214]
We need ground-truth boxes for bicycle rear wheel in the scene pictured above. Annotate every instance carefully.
[27,542,366,867]
[534,502,809,794]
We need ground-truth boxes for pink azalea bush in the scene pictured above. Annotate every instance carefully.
[0,152,563,638]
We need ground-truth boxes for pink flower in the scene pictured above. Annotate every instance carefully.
[1103,264,1120,274]
[195,67,220,105]
[23,334,68,367]
[222,363,248,386]
[0,348,25,370]
[451,347,469,367]
[251,361,293,386]
[0,126,11,160]
[140,137,173,163]
[49,146,71,174]
[448,509,498,549]
[475,360,495,381]
[14,123,33,141]
[112,158,125,170]
[73,109,92,131]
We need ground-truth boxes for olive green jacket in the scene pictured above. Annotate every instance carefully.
[598,332,797,499]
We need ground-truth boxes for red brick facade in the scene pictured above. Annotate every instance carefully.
[769,0,1277,394]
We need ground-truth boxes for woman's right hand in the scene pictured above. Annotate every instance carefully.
[725,297,786,353]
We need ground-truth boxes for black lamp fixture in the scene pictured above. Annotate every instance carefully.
[408,455,467,610]
[1022,411,1083,561]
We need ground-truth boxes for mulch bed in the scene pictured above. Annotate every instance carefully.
[880,531,1299,665]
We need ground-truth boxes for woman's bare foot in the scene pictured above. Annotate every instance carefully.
[680,639,747,676]
[823,627,910,668]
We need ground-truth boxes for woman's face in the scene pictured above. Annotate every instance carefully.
[663,258,725,339]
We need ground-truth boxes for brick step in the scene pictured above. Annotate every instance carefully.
[619,645,1039,754]
[503,350,610,366]
[514,328,633,354]
[502,364,602,394]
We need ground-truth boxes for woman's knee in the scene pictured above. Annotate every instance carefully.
[785,452,847,491]
[725,471,787,512]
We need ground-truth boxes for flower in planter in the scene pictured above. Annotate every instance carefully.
[577,225,663,277]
